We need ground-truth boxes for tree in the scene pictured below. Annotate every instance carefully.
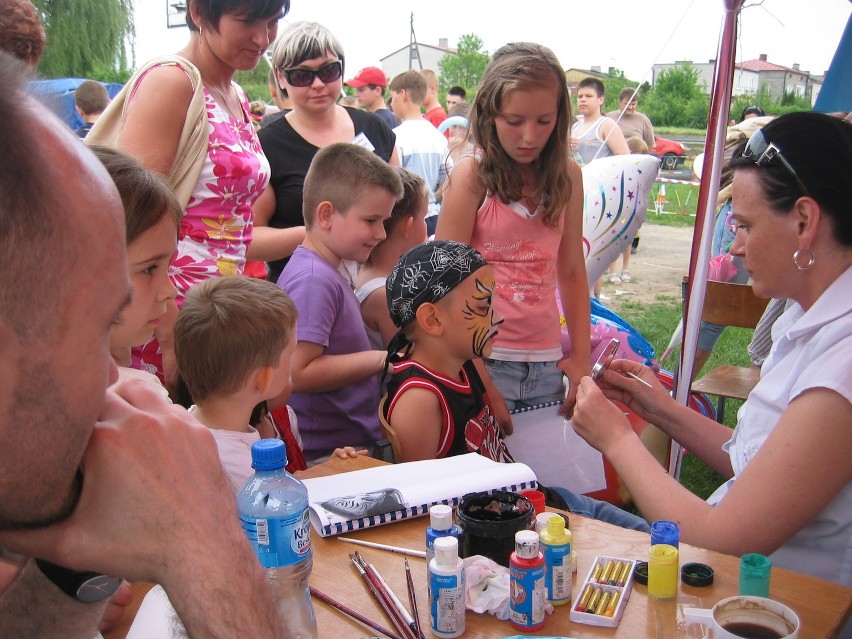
[33,0,135,81]
[643,63,710,128]
[438,33,488,102]
[235,59,275,102]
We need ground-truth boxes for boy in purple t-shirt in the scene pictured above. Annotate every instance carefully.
[276,143,403,464]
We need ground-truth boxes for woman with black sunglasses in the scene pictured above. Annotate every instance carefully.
[87,0,289,391]
[571,112,852,610]
[252,21,400,284]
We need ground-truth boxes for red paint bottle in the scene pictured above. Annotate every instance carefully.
[509,529,546,631]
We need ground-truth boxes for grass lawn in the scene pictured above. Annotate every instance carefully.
[651,182,702,219]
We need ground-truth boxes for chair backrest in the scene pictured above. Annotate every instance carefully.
[701,280,769,328]
[377,395,403,463]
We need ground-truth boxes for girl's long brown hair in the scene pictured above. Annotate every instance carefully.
[469,42,573,228]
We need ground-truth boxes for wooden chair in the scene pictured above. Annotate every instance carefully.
[690,280,769,423]
[377,395,403,463]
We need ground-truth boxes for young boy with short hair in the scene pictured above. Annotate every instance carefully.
[382,240,512,463]
[73,79,109,139]
[355,167,429,350]
[419,69,447,128]
[570,77,629,165]
[389,70,451,236]
[277,142,404,464]
[175,276,301,488]
[345,66,399,129]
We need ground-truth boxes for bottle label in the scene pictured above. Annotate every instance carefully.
[510,563,546,628]
[429,571,464,635]
[542,543,571,602]
[240,508,312,569]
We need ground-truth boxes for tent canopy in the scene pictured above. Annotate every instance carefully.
[29,78,124,132]
[814,12,852,113]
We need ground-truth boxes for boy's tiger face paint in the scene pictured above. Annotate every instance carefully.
[454,266,502,358]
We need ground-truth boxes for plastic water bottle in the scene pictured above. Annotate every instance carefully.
[237,439,318,639]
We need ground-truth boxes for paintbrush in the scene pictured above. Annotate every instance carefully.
[350,553,417,639]
[626,370,654,387]
[338,536,427,558]
[309,586,402,639]
[404,559,424,639]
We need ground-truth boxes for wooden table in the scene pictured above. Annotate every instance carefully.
[108,456,852,638]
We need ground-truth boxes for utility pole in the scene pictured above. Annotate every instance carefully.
[409,13,422,70]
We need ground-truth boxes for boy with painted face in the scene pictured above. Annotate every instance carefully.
[382,240,512,463]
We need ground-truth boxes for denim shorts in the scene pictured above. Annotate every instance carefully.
[484,359,565,411]
[551,487,651,532]
[698,320,726,351]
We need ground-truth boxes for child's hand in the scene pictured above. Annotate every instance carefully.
[332,446,369,459]
[98,579,134,633]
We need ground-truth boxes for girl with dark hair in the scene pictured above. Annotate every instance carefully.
[87,0,289,389]
[573,113,852,615]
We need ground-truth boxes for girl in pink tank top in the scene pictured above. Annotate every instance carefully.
[435,42,590,420]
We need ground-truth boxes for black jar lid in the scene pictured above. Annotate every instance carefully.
[681,562,714,587]
[633,561,648,585]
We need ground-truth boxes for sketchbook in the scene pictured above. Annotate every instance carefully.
[302,453,538,537]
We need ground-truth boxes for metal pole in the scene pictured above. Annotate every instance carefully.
[669,0,745,478]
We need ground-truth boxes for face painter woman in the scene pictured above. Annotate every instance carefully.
[572,112,852,615]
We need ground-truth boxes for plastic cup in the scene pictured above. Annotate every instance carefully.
[520,489,546,515]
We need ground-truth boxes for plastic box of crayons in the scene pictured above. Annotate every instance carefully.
[569,556,636,627]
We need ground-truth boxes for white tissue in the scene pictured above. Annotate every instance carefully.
[462,555,554,620]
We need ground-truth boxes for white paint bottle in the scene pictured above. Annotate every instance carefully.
[428,536,465,638]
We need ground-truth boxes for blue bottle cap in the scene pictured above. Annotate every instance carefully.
[251,439,288,470]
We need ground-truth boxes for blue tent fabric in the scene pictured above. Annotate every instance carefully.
[28,78,124,132]
[814,11,852,113]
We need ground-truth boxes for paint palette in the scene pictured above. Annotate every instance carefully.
[569,555,636,627]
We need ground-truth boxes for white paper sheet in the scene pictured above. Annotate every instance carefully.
[506,405,607,495]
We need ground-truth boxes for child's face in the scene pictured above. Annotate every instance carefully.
[327,185,396,263]
[576,87,604,116]
[493,85,558,166]
[110,215,177,352]
[439,265,502,359]
[267,328,298,402]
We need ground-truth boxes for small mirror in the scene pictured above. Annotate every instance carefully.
[591,338,619,381]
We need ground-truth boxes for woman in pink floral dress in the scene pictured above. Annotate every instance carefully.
[89,0,290,386]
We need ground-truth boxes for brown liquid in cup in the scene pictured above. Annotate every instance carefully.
[721,621,784,639]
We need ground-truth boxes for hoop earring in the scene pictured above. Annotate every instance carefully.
[792,248,815,270]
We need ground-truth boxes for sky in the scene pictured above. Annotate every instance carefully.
[135,0,849,85]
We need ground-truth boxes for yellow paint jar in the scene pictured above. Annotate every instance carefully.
[648,544,679,599]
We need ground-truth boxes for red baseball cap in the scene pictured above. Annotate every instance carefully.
[345,66,387,88]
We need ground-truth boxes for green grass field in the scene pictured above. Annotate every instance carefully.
[650,182,702,220]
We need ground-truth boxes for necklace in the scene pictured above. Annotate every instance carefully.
[206,81,242,121]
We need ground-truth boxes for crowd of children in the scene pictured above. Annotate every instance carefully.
[89,40,596,479]
[51,34,617,527]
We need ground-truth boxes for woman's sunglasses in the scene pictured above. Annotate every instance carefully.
[282,60,343,88]
[742,129,809,196]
